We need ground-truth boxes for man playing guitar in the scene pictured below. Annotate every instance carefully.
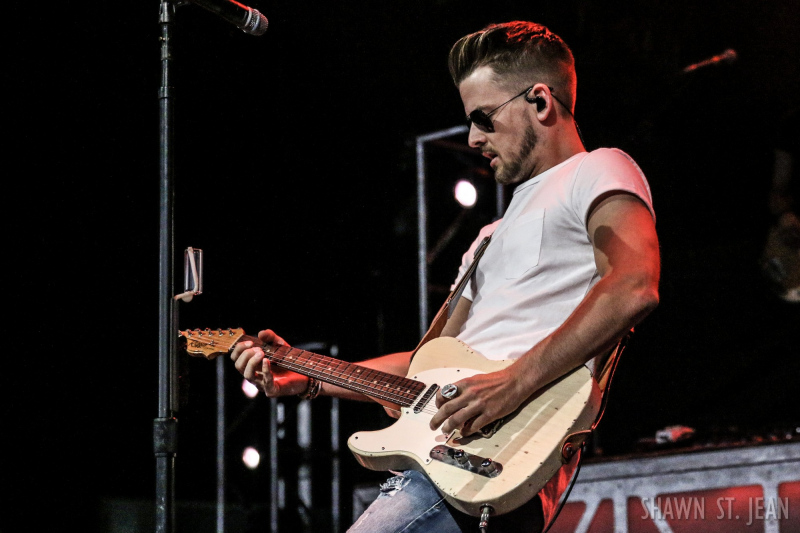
[231,21,660,533]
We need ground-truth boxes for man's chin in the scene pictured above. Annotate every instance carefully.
[494,168,522,186]
[492,164,511,185]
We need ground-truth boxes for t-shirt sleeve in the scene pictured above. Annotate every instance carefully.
[571,148,656,224]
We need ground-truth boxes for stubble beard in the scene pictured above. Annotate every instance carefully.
[494,124,538,186]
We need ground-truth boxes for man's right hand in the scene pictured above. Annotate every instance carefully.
[230,329,310,397]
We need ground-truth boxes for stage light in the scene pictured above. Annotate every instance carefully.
[454,180,477,208]
[242,446,261,469]
[242,378,259,398]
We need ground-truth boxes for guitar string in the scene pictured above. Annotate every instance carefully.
[181,332,436,415]
[269,356,429,408]
[261,352,444,416]
[275,361,443,416]
[267,346,425,404]
[270,347,448,416]
[184,333,443,415]
[186,332,421,404]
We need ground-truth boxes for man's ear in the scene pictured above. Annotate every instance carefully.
[524,91,546,111]
[525,83,553,117]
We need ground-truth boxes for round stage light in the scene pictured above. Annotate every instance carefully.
[242,379,259,398]
[242,446,261,469]
[454,180,477,207]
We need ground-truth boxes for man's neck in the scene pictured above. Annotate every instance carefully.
[529,125,586,179]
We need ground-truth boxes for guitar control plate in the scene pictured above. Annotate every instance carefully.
[429,445,503,478]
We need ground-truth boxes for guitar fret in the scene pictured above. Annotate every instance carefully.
[264,343,425,406]
[339,363,360,383]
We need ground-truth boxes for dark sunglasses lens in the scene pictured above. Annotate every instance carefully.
[467,110,494,132]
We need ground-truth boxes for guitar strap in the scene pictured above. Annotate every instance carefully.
[543,331,630,533]
[558,330,631,461]
[595,331,629,395]
[412,234,492,355]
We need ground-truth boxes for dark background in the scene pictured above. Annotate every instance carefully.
[5,0,799,531]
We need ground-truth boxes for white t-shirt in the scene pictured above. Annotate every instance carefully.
[452,148,655,370]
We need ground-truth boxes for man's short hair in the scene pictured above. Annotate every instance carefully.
[448,21,577,112]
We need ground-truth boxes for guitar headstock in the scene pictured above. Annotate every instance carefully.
[179,328,245,360]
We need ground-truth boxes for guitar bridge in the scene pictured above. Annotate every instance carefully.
[430,445,503,478]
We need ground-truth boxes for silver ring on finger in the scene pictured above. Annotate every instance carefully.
[441,383,459,399]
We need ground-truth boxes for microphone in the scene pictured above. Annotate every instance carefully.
[187,0,268,36]
[682,49,737,74]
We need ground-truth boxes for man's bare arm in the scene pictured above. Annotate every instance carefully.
[431,192,660,435]
[512,192,660,392]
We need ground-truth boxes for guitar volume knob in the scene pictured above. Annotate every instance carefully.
[451,449,469,465]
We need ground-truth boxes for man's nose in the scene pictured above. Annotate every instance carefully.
[467,123,486,148]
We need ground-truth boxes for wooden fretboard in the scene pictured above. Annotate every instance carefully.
[244,335,427,407]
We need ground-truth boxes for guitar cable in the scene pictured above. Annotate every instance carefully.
[541,445,585,533]
[479,505,492,533]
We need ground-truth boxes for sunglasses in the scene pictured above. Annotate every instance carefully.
[466,86,533,133]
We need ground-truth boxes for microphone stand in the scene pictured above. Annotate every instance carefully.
[155,2,181,532]
[154,3,263,531]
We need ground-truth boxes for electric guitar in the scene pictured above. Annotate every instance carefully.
[179,328,601,516]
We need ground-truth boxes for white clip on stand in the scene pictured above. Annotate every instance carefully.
[174,247,204,302]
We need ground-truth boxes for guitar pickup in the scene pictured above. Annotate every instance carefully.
[429,445,503,478]
[413,384,439,414]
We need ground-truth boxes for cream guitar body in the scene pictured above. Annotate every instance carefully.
[347,337,601,516]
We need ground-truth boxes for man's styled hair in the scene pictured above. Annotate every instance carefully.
[448,21,577,112]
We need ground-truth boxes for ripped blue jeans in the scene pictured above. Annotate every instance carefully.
[347,470,544,533]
